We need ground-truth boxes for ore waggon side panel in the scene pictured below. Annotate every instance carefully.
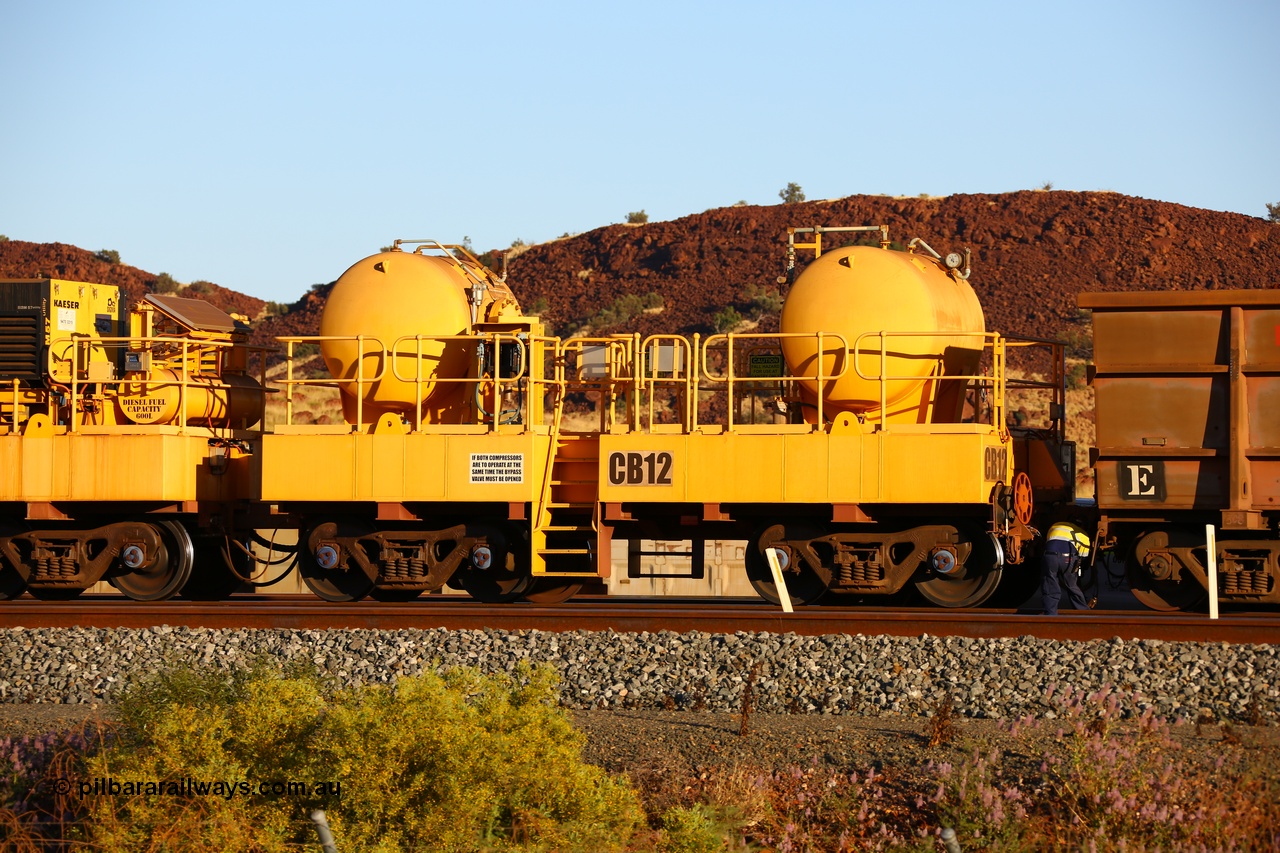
[1081,288,1280,608]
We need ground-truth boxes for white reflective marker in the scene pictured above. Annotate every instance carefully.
[1206,524,1219,621]
[765,547,794,614]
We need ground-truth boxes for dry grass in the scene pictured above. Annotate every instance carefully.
[263,354,344,428]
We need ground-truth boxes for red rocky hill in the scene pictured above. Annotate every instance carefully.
[0,241,265,320]
[3,191,1277,346]
[505,191,1280,341]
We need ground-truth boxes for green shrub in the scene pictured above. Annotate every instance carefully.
[1066,362,1088,390]
[583,292,664,331]
[1267,201,1280,223]
[743,283,782,318]
[83,663,641,852]
[1057,313,1093,360]
[712,306,744,333]
[659,804,725,853]
[777,183,805,204]
[186,280,214,294]
[153,272,181,293]
[626,210,649,224]
[95,249,121,264]
[0,234,9,242]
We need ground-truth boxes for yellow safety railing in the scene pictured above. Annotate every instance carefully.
[276,335,388,432]
[538,335,637,433]
[638,334,698,432]
[850,330,1003,429]
[386,333,529,432]
[49,335,272,434]
[1001,336,1069,443]
[700,332,852,431]
[848,330,1066,436]
[277,333,536,433]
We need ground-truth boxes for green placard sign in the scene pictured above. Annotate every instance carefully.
[747,354,785,378]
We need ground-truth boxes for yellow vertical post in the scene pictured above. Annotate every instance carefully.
[633,333,642,432]
[726,334,735,432]
[414,334,424,433]
[69,339,79,433]
[285,341,294,426]
[178,340,188,434]
[355,335,365,433]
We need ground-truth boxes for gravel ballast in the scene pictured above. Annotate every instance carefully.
[0,627,1274,722]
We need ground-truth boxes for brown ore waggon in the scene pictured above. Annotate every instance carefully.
[1083,289,1280,610]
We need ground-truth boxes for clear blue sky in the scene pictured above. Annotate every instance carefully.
[2,0,1277,303]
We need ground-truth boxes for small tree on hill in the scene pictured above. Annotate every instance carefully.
[626,210,649,224]
[0,235,9,242]
[778,183,805,204]
[1267,202,1280,223]
[96,249,121,264]
[154,273,181,293]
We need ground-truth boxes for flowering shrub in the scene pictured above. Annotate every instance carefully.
[929,684,1280,851]
[0,723,110,848]
[3,664,642,852]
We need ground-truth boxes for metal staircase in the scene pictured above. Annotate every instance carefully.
[532,391,599,576]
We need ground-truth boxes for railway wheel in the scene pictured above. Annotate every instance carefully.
[455,569,530,603]
[745,524,829,606]
[915,531,1003,608]
[0,526,28,600]
[0,566,26,600]
[111,521,195,602]
[1127,529,1208,612]
[181,537,250,600]
[300,521,375,602]
[522,579,584,604]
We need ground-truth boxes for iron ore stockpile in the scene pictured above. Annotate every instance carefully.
[1,626,1274,722]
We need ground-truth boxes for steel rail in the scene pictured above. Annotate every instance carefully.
[0,596,1276,644]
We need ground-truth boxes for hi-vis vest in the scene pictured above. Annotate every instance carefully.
[1046,522,1091,557]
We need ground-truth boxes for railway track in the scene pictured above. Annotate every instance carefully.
[1,595,1276,644]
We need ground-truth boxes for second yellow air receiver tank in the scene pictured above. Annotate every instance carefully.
[779,244,984,423]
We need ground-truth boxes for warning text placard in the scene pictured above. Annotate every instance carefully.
[469,453,524,484]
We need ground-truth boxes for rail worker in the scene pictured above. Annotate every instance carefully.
[1041,521,1092,615]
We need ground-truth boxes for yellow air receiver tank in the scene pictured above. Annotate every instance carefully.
[779,244,985,424]
[321,250,477,425]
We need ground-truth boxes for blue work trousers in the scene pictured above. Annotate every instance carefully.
[1041,543,1088,615]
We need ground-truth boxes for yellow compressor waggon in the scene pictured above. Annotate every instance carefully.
[260,228,1074,607]
[0,279,265,600]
